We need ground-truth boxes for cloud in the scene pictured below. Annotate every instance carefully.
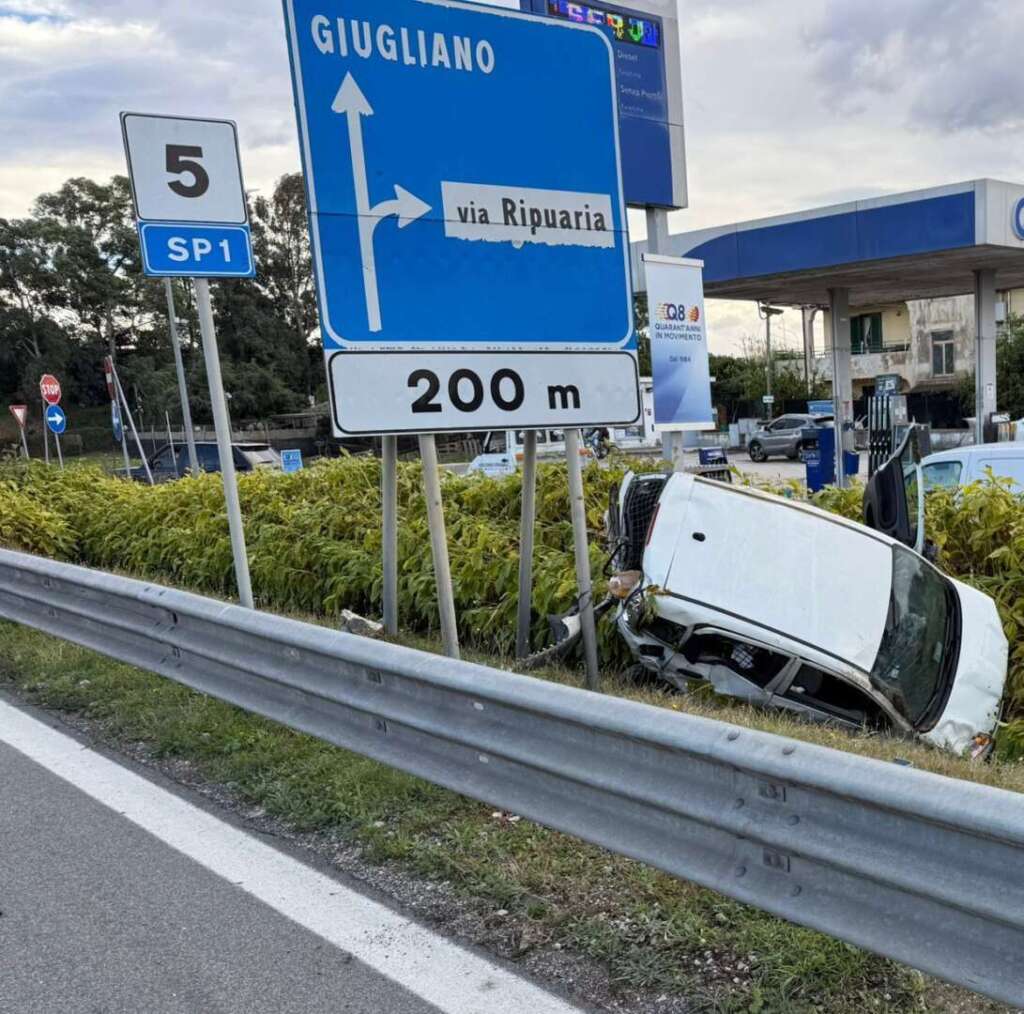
[0,2,299,214]
[809,0,1024,132]
[2,0,1022,359]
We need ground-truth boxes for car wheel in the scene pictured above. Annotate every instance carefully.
[748,441,767,463]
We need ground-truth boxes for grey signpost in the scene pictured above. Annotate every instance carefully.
[111,363,154,486]
[121,111,257,608]
[515,429,538,660]
[164,278,199,476]
[381,434,399,636]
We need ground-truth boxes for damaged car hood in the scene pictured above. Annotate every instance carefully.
[923,578,1009,753]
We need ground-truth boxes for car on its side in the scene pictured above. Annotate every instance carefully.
[131,442,282,483]
[922,443,1024,491]
[608,428,1008,756]
[747,413,833,463]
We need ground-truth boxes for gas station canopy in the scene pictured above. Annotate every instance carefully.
[631,178,1024,306]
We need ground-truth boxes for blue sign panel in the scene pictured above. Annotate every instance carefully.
[525,0,674,208]
[111,401,124,443]
[281,449,304,474]
[284,0,632,351]
[46,404,67,435]
[139,224,255,278]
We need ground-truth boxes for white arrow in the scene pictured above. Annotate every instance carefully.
[333,73,432,333]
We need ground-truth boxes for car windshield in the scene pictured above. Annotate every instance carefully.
[245,448,279,465]
[869,546,957,727]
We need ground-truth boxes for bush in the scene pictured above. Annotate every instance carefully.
[0,458,628,659]
[1,458,1022,727]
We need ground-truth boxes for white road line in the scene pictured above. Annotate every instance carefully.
[0,698,583,1014]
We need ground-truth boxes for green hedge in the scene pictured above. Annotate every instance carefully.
[1,458,1021,741]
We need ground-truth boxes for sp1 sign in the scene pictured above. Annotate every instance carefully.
[121,113,255,278]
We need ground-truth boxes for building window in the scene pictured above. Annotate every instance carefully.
[852,313,883,354]
[931,331,955,376]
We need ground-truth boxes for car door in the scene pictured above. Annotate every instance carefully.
[863,425,921,549]
[764,417,798,454]
[770,662,890,730]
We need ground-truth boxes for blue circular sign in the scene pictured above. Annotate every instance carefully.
[45,403,67,435]
[1014,197,1024,241]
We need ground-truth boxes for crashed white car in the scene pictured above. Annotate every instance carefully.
[607,430,1008,756]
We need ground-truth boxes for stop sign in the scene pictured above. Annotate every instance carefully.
[39,374,62,406]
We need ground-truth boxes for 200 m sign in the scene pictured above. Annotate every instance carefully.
[329,352,640,436]
[409,368,526,414]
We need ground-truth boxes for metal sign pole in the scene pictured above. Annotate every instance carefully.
[646,208,678,469]
[515,430,538,660]
[564,429,600,690]
[165,278,200,477]
[18,424,29,460]
[381,434,399,636]
[194,277,255,610]
[41,403,49,465]
[54,433,64,470]
[166,411,179,479]
[120,428,131,478]
[419,434,459,659]
[112,364,154,486]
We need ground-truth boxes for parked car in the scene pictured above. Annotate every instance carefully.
[131,442,282,483]
[747,413,832,463]
[608,428,1008,756]
[466,429,588,478]
[922,443,1024,491]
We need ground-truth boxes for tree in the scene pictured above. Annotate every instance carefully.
[960,314,1024,419]
[251,174,321,398]
[32,176,152,362]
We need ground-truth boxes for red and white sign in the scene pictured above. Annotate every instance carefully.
[8,405,27,429]
[103,357,116,400]
[39,374,62,406]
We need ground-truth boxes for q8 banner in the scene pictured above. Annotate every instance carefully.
[643,254,715,431]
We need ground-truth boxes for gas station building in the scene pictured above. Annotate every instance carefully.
[632,178,1024,481]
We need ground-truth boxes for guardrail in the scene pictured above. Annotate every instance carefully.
[0,547,1021,1006]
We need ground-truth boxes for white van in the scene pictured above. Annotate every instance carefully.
[466,428,578,477]
[465,381,660,477]
[922,443,1024,491]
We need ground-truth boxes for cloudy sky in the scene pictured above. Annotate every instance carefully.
[2,0,1022,353]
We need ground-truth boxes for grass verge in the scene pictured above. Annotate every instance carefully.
[2,620,1019,1013]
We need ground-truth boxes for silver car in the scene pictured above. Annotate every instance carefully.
[748,413,831,462]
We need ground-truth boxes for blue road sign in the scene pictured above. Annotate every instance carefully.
[522,0,684,209]
[46,404,67,436]
[284,0,639,435]
[281,449,304,474]
[111,401,124,443]
[139,224,255,278]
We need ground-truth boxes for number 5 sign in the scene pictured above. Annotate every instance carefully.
[121,112,255,278]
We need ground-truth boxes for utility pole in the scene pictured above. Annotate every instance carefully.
[758,302,785,415]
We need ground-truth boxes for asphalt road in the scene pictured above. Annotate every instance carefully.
[0,694,584,1014]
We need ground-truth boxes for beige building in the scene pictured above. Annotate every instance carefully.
[816,286,1024,424]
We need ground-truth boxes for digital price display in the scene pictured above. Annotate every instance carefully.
[545,1,661,48]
